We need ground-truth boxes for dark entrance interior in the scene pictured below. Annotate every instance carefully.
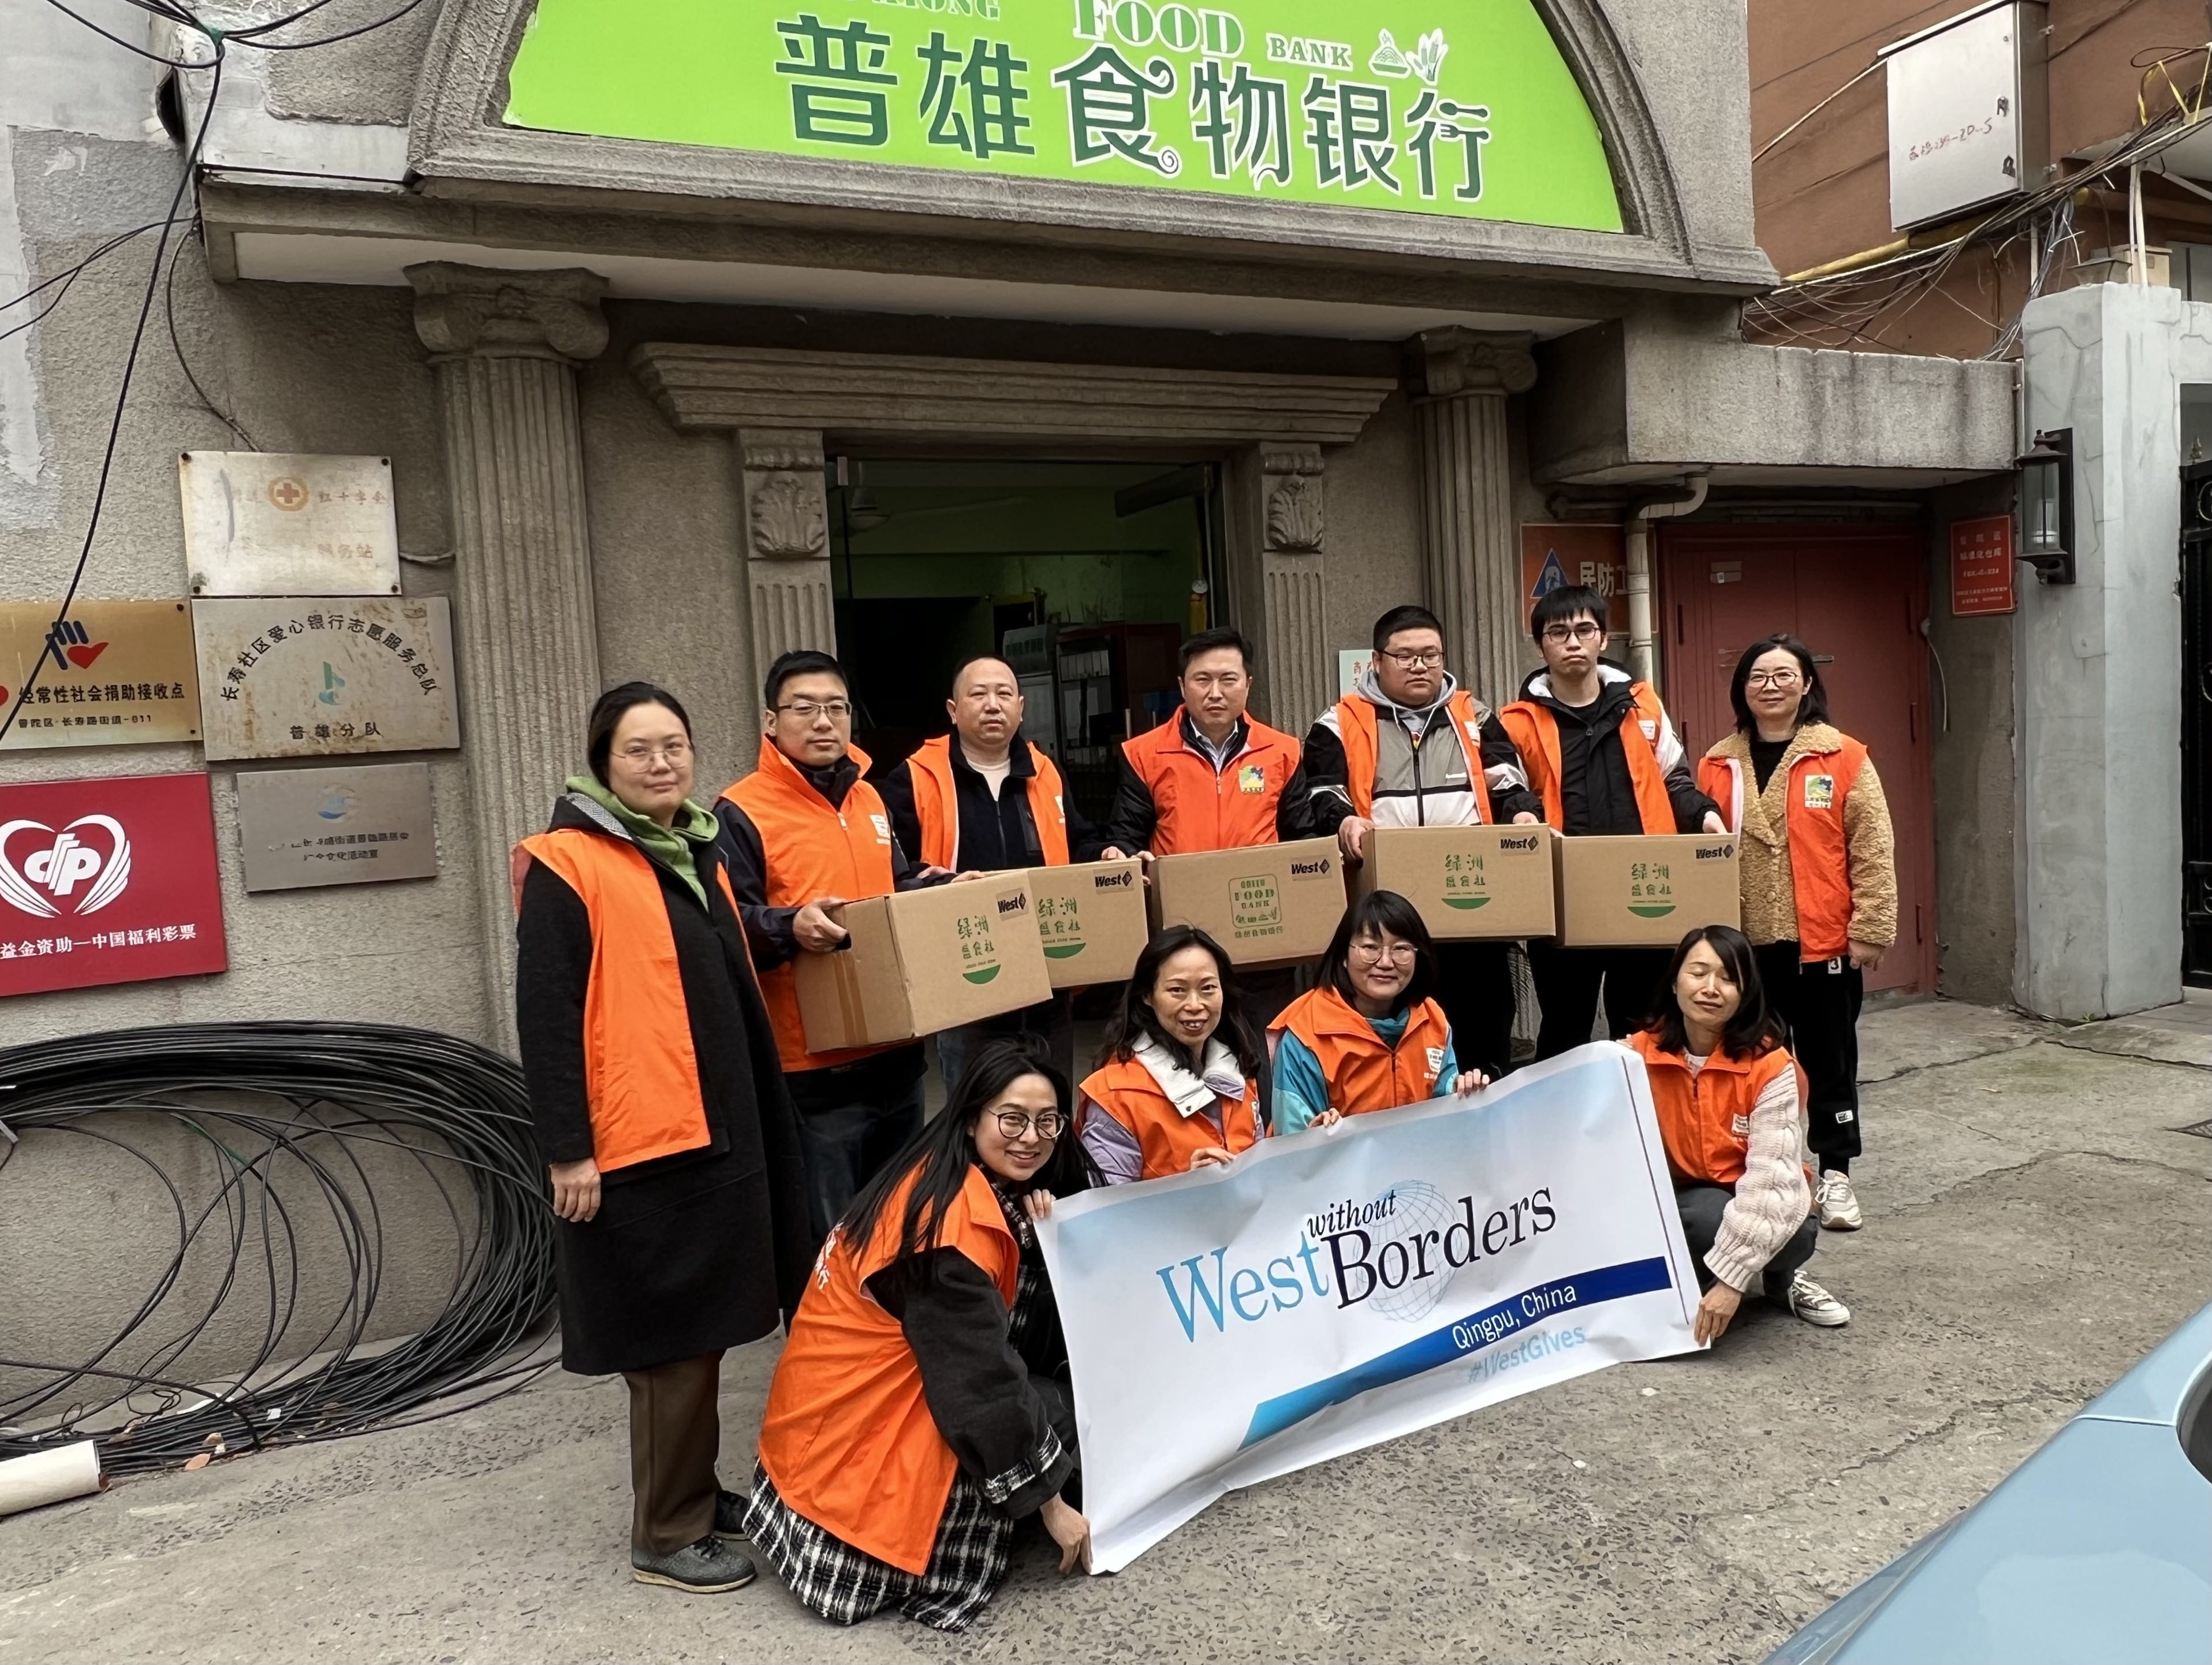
[2184,459,2212,988]
[828,459,1222,822]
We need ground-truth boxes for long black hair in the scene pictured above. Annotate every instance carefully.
[1641,923,1788,1060]
[1098,925,1267,1081]
[1728,632,1830,733]
[585,681,693,786]
[1324,890,1437,1016]
[838,1034,1092,1267]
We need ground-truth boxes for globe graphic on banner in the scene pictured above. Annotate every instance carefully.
[1368,1181,1461,1323]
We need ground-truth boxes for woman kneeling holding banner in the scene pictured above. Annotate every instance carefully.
[1077,926,1270,1184]
[1269,891,1492,1132]
[743,1037,1095,1630]
[1628,925,1851,1341]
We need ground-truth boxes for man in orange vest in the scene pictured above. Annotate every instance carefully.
[1498,584,1725,1059]
[879,654,1108,1090]
[717,649,954,1238]
[1303,604,1543,1081]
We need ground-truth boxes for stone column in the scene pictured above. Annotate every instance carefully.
[1257,443,1330,735]
[1407,327,1536,710]
[408,261,609,1051]
[736,428,835,672]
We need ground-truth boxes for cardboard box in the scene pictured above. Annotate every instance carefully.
[1551,832,1741,948]
[1352,825,1557,940]
[1023,859,1150,988]
[1148,837,1346,968]
[795,876,1051,1051]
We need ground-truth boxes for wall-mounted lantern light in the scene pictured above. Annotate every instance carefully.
[2016,428,2075,585]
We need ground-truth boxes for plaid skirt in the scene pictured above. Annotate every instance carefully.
[740,1458,1014,1632]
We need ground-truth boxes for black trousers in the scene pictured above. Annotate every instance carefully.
[1676,1185,1818,1299]
[1755,942,1864,1172]
[622,1350,723,1555]
[1433,941,1516,1081]
[1527,943,1673,1060]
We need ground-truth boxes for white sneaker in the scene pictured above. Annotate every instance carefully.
[1785,1271,1851,1327]
[1817,1170,1863,1231]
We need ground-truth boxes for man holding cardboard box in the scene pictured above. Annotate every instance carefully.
[1499,585,1725,1059]
[1302,604,1544,1081]
[717,649,953,1238]
[880,655,1111,1089]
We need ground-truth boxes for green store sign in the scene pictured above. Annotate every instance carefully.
[504,0,1624,232]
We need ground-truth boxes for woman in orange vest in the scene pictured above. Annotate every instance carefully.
[513,683,812,1596]
[741,1035,1095,1631]
[1697,634,1897,1235]
[1077,925,1270,1183]
[1626,925,1851,1343]
[1269,891,1492,1133]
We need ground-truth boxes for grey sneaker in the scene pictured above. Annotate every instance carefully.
[1817,1171,1863,1231]
[1785,1271,1851,1327]
[631,1534,756,1593]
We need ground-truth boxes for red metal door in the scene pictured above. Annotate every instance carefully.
[1657,524,1937,995]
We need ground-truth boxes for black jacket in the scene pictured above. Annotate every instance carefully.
[1512,666,1717,836]
[878,731,1109,873]
[514,791,815,1373]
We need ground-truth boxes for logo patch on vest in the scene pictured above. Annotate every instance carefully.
[1731,1113,1751,1137]
[1238,763,1266,794]
[1803,774,1835,810]
[1639,718,1658,742]
[869,813,891,842]
[1426,1046,1448,1080]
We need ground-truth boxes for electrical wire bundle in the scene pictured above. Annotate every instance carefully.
[0,1022,558,1477]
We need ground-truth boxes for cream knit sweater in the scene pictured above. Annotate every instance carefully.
[1706,722,1898,951]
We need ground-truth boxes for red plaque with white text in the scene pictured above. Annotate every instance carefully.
[0,772,229,996]
[1950,515,2016,617]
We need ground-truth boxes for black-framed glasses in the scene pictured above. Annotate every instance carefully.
[993,1109,1066,1141]
[1541,621,1605,644]
[1745,669,1804,689]
[1377,647,1444,669]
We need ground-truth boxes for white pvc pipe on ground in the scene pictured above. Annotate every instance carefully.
[0,1440,103,1517]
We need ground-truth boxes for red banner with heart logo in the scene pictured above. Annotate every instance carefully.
[0,771,228,997]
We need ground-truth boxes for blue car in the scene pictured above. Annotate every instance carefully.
[1769,1305,2212,1665]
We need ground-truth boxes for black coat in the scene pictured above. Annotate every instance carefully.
[514,792,814,1376]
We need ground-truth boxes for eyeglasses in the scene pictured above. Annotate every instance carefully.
[1350,938,1418,965]
[1541,622,1605,644]
[1377,648,1444,669]
[775,699,852,722]
[614,740,692,766]
[991,1109,1065,1141]
[1745,670,1804,689]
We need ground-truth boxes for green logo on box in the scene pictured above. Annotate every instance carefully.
[1627,902,1675,918]
[1441,851,1487,909]
[1626,859,1674,918]
[1038,892,1084,958]
[1441,893,1491,911]
[963,963,1003,984]
[1230,875,1281,936]
[956,911,1001,983]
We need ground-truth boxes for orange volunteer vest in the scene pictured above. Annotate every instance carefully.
[1120,710,1301,854]
[1270,984,1455,1115]
[1077,1054,1263,1181]
[722,739,899,1072]
[1499,681,1676,835]
[510,828,715,1172]
[1699,736,1869,962]
[757,1163,1020,1575]
[905,734,1072,870]
[1627,1028,1806,1189]
[1331,689,1497,822]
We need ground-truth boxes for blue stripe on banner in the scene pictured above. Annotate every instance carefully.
[1239,1257,1674,1448]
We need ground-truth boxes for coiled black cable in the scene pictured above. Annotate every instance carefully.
[0,1022,557,1477]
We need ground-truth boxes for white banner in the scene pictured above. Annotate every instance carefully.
[1038,1042,1703,1572]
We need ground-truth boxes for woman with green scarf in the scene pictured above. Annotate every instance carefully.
[513,682,812,1596]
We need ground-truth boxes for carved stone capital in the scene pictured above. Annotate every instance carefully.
[407,262,610,362]
[1258,442,1324,477]
[736,427,830,562]
[1407,327,1538,401]
[738,429,826,472]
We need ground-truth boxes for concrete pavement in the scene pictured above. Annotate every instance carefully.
[2,997,2206,1664]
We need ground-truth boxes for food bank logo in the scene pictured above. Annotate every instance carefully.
[0,814,132,918]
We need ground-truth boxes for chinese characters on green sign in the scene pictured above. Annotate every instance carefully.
[504,0,1622,231]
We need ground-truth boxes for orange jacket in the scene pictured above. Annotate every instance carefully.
[722,740,899,1072]
[904,734,1071,870]
[1078,1053,1263,1181]
[1499,682,1675,835]
[509,828,733,1172]
[1269,984,1454,1116]
[1627,1028,1804,1188]
[756,1163,1019,1575]
[1120,711,1301,854]
[1699,736,1870,962]
[1331,689,1498,822]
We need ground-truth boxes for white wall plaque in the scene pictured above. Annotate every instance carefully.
[179,452,402,597]
[1882,1,2046,232]
[193,596,458,761]
[234,762,440,892]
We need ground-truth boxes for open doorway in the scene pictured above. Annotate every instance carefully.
[827,458,1223,822]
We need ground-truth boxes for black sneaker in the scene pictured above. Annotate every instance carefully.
[714,1487,749,1537]
[631,1534,756,1593]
